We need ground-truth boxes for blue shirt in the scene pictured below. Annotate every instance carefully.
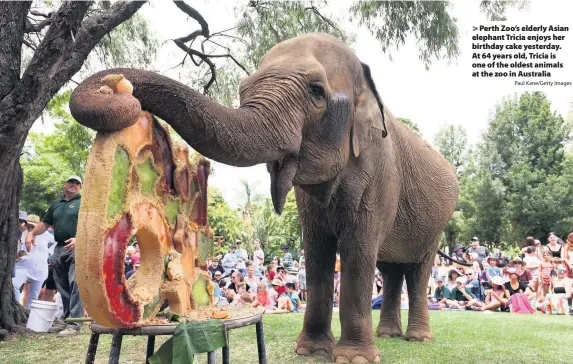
[282,252,293,269]
[286,292,299,312]
[487,267,502,279]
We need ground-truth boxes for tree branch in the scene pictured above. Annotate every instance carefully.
[22,38,36,51]
[172,0,209,37]
[29,10,53,18]
[170,1,250,90]
[0,0,146,136]
[24,16,53,33]
[305,6,340,30]
[173,39,216,93]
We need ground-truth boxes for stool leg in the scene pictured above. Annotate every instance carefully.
[108,334,123,364]
[255,320,267,364]
[85,332,100,364]
[207,351,217,364]
[222,330,230,364]
[146,336,156,362]
[222,345,230,364]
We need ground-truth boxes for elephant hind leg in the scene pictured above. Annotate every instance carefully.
[376,261,404,338]
[403,259,433,342]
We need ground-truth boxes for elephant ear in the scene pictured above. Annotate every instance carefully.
[351,62,388,158]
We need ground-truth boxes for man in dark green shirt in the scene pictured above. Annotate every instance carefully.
[26,175,84,336]
[432,276,450,309]
[447,277,480,309]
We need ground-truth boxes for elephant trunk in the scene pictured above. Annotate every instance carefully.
[69,68,301,167]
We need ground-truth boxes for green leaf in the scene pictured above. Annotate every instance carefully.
[149,320,227,364]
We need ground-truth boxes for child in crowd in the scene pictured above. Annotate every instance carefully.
[485,255,502,283]
[524,246,540,293]
[285,283,300,312]
[539,250,554,300]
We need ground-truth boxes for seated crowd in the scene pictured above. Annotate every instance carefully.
[425,234,573,313]
[206,239,309,314]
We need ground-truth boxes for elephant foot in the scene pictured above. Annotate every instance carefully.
[376,324,403,338]
[294,330,335,356]
[332,343,381,363]
[405,328,433,342]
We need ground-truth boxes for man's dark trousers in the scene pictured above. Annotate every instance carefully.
[52,245,84,329]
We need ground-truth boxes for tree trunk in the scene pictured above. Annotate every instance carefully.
[0,0,146,337]
[0,153,26,338]
[0,1,32,339]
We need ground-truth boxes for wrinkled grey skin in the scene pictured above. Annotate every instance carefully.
[70,33,459,363]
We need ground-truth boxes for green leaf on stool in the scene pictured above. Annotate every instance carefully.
[149,320,227,364]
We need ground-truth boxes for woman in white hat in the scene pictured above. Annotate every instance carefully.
[477,276,510,312]
[12,215,55,310]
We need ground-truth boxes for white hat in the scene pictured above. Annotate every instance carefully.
[455,277,465,284]
[66,175,82,184]
[19,211,28,221]
[491,276,504,286]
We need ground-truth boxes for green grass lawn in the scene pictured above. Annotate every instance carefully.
[1,310,572,363]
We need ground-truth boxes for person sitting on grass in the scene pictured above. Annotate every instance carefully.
[285,282,300,312]
[226,271,250,294]
[446,268,463,291]
[430,276,450,309]
[267,278,294,314]
[252,282,277,311]
[485,255,502,283]
[505,268,535,300]
[464,270,481,298]
[552,264,572,310]
[447,277,480,309]
[512,257,532,286]
[477,276,510,312]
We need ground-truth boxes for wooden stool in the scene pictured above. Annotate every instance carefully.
[84,311,267,364]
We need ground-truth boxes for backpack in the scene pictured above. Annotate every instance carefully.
[509,293,535,314]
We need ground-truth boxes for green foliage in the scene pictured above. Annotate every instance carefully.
[350,1,459,68]
[397,117,422,137]
[456,92,572,248]
[92,13,158,68]
[20,92,95,216]
[479,0,529,21]
[207,186,246,246]
[236,1,353,69]
[251,190,301,262]
[434,124,468,175]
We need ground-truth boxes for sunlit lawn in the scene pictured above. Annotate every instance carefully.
[1,310,572,363]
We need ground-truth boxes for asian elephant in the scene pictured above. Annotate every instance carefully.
[70,33,459,363]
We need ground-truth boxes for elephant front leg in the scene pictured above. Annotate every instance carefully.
[376,261,404,338]
[295,230,337,357]
[333,240,381,363]
[403,261,433,341]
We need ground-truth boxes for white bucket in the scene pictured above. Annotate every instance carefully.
[26,300,58,332]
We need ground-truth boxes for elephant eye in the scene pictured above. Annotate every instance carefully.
[308,82,325,100]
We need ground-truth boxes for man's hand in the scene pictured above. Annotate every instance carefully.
[64,237,76,250]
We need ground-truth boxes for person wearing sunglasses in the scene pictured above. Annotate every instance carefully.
[464,270,481,298]
[552,264,572,311]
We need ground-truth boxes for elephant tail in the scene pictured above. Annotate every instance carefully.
[436,249,473,267]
